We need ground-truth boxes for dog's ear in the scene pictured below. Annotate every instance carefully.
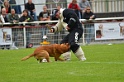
[65,43,70,48]
[60,43,70,48]
[66,43,69,45]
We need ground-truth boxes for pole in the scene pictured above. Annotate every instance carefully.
[23,24,27,48]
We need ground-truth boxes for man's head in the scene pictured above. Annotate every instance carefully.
[72,0,77,4]
[57,5,61,10]
[82,0,86,2]
[1,8,6,15]
[28,0,32,4]
[52,9,60,19]
[11,9,15,15]
[85,6,91,13]
[23,9,29,16]
[43,6,47,12]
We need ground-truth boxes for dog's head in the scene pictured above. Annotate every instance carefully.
[60,43,70,51]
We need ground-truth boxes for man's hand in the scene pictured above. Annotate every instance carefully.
[90,15,95,19]
[66,26,70,30]
[32,9,36,12]
[50,28,54,33]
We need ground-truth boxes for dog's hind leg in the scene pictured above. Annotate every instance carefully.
[37,59,41,63]
[39,59,43,63]
[38,50,50,63]
[42,51,50,62]
[46,58,50,62]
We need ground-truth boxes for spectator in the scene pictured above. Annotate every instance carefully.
[1,0,11,13]
[19,9,33,22]
[25,0,37,21]
[82,6,95,44]
[68,0,80,10]
[68,0,82,19]
[39,5,50,42]
[8,9,19,23]
[0,8,9,23]
[79,0,91,13]
[9,0,22,14]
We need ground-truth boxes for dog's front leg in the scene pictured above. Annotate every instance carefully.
[54,54,64,61]
[54,57,58,61]
[58,58,65,61]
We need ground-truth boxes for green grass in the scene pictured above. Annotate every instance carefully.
[0,44,124,82]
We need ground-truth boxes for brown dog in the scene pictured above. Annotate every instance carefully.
[21,43,70,63]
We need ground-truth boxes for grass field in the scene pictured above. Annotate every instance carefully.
[0,44,124,82]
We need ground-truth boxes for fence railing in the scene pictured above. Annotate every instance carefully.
[0,17,124,49]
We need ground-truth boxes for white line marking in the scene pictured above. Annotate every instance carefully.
[84,62,124,64]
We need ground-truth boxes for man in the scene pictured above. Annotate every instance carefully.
[50,8,86,61]
[0,8,8,23]
[39,6,50,21]
[82,6,96,44]
[39,6,50,43]
[8,9,19,23]
[25,0,37,21]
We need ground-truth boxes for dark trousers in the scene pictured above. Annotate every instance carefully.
[12,5,22,14]
[60,28,83,53]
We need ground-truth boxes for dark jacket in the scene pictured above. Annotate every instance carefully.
[82,11,96,19]
[25,3,35,15]
[8,14,19,23]
[63,9,82,32]
[25,3,35,11]
[19,15,34,22]
[2,15,9,22]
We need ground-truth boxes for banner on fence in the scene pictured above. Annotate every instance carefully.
[95,22,124,40]
[0,28,12,45]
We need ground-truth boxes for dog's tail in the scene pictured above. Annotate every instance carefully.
[21,53,34,61]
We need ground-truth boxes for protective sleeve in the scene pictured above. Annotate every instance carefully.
[52,19,63,32]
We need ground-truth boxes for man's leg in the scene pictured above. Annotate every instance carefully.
[32,12,38,21]
[74,46,86,61]
[60,34,71,60]
[68,29,86,61]
[62,51,71,61]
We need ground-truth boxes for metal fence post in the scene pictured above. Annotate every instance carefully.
[23,25,26,48]
[82,24,85,45]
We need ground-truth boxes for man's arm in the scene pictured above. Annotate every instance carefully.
[32,3,35,11]
[8,15,13,23]
[51,19,63,32]
[67,13,77,29]
[25,3,28,10]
